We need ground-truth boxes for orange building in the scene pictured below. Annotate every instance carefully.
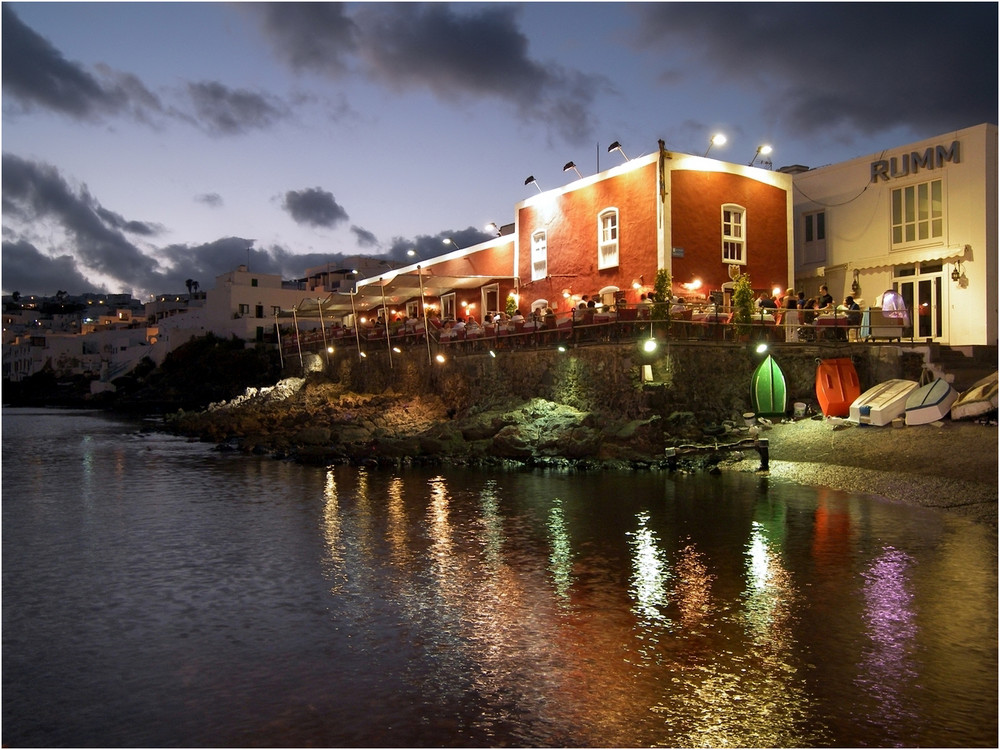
[515,141,793,313]
[340,140,793,322]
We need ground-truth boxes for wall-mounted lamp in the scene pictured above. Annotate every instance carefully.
[563,161,583,178]
[748,144,772,166]
[705,133,727,157]
[851,269,860,294]
[443,237,462,250]
[485,222,501,236]
[524,175,542,192]
[951,260,964,282]
[607,141,629,161]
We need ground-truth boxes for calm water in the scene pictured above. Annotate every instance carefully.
[2,407,996,748]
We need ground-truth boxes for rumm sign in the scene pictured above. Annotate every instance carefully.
[871,141,960,182]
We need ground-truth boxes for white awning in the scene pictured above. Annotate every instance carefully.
[852,243,970,272]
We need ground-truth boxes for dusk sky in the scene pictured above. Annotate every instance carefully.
[2,2,996,300]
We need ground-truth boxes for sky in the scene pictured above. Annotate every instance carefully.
[2,2,996,300]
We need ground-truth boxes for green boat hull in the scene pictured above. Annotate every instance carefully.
[750,354,788,417]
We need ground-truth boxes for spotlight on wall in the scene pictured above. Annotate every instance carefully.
[524,175,542,192]
[748,144,772,166]
[607,141,629,161]
[705,133,727,157]
[563,160,583,178]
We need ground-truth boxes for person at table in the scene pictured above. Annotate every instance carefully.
[784,292,801,342]
[802,297,818,324]
[636,293,653,317]
[818,284,835,311]
[840,295,862,339]
[670,296,687,315]
[452,317,466,333]
[758,293,777,310]
[510,309,525,324]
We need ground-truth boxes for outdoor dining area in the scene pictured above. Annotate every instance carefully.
[279,298,910,366]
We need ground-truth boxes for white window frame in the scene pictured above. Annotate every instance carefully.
[440,293,457,321]
[481,283,499,318]
[531,230,547,282]
[803,210,826,265]
[722,204,746,265]
[891,178,943,247]
[597,208,619,269]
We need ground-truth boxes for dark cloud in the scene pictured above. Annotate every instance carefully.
[1,5,166,124]
[2,153,163,289]
[385,227,492,263]
[246,3,359,73]
[186,81,289,136]
[350,225,378,248]
[1,239,96,296]
[195,193,224,208]
[1,4,124,119]
[253,2,609,144]
[634,3,998,137]
[282,187,349,228]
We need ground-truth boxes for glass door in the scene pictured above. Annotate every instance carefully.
[894,263,943,340]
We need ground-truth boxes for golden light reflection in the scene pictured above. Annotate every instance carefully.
[321,469,346,593]
[547,497,573,603]
[673,541,714,631]
[385,476,409,565]
[478,480,504,571]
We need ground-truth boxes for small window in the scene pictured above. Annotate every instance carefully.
[251,278,259,287]
[597,208,619,269]
[238,303,250,315]
[531,230,547,282]
[721,204,745,264]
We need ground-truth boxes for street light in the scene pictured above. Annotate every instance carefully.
[705,133,727,157]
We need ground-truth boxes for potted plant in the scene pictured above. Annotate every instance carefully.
[731,272,755,338]
[650,269,672,322]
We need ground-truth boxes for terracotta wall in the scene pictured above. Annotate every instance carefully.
[670,171,789,297]
[517,162,659,312]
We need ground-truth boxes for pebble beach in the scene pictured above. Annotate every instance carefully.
[725,415,999,529]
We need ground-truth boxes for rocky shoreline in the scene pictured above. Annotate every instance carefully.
[167,375,998,530]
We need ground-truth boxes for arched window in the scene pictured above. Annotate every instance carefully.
[531,230,547,281]
[598,208,619,269]
[721,204,746,264]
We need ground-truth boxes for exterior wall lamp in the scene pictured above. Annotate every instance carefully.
[563,161,583,178]
[951,260,964,282]
[443,237,462,250]
[749,144,772,166]
[607,141,629,161]
[705,133,727,157]
[524,175,542,192]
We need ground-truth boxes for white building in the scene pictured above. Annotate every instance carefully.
[792,122,997,346]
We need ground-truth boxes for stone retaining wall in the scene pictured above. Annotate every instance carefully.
[303,341,921,424]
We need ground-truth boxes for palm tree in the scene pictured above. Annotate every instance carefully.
[185,279,194,296]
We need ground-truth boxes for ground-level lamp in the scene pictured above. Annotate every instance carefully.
[705,133,727,157]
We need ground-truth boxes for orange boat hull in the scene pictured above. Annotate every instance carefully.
[816,358,861,417]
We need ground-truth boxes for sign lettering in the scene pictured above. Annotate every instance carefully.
[870,141,960,182]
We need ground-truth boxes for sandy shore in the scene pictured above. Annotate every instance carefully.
[725,415,998,529]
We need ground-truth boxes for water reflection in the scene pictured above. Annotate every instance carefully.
[627,510,672,626]
[4,410,995,748]
[856,545,920,743]
[547,497,572,603]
